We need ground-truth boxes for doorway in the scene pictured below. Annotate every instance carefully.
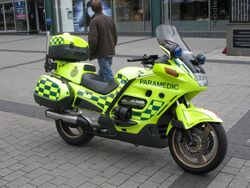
[27,0,45,32]
[37,0,45,31]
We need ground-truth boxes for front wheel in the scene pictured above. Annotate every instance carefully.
[56,120,94,146]
[168,122,227,174]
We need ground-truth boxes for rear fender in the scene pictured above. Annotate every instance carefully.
[167,103,222,135]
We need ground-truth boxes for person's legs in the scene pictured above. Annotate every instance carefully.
[97,57,113,81]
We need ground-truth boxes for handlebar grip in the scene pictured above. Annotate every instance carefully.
[127,54,150,62]
[127,55,158,62]
[127,58,145,62]
[142,60,155,65]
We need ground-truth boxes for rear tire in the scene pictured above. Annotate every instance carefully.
[56,120,93,146]
[168,122,227,174]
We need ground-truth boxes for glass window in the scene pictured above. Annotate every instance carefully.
[171,0,209,31]
[210,0,229,31]
[15,1,27,31]
[60,0,112,32]
[27,2,37,30]
[59,0,150,33]
[72,0,84,32]
[113,0,151,32]
[0,5,4,30]
[162,0,230,32]
[4,3,15,30]
[83,0,112,31]
[38,0,46,31]
[144,0,151,32]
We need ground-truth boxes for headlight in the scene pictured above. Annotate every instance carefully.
[194,73,208,86]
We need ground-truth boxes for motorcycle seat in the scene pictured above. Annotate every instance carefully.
[81,73,118,95]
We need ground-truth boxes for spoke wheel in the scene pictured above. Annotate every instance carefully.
[56,120,93,146]
[168,122,227,174]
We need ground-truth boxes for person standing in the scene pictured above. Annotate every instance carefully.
[88,0,117,82]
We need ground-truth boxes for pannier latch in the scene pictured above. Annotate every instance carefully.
[45,55,57,72]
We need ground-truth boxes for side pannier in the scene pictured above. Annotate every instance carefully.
[34,75,73,111]
[48,33,89,62]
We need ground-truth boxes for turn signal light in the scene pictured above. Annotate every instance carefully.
[164,67,178,77]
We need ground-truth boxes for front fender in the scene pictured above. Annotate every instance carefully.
[167,104,222,134]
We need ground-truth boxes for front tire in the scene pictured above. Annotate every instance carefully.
[168,122,227,174]
[56,120,94,146]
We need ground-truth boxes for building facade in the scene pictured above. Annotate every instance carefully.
[0,0,46,33]
[0,0,230,36]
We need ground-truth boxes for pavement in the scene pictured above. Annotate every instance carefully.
[0,34,250,188]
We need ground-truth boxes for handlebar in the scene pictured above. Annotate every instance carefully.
[127,55,158,62]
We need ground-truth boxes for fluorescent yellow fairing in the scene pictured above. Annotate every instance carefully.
[54,62,96,84]
[34,75,71,101]
[166,103,222,135]
[49,33,88,48]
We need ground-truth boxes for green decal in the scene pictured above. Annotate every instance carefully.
[49,36,64,45]
[35,77,60,100]
[132,100,164,120]
[70,66,78,77]
[77,74,128,112]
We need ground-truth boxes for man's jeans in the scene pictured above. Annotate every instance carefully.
[97,57,113,82]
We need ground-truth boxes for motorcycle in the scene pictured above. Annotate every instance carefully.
[34,24,227,174]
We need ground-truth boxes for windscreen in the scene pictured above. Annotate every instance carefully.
[156,24,190,52]
[156,24,204,74]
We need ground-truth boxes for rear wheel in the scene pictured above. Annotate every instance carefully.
[168,122,227,174]
[56,120,93,146]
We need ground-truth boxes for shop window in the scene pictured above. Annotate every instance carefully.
[27,2,37,31]
[0,5,4,30]
[38,0,46,31]
[114,0,143,22]
[85,0,112,29]
[171,0,209,31]
[163,0,229,32]
[113,0,151,32]
[72,0,84,32]
[61,0,112,32]
[59,0,150,33]
[210,0,229,31]
[5,3,15,30]
[15,1,27,31]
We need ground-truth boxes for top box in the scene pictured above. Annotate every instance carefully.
[48,33,89,62]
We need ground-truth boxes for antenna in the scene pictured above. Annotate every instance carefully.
[46,18,52,56]
[45,18,52,72]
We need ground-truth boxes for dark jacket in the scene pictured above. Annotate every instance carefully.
[88,13,117,60]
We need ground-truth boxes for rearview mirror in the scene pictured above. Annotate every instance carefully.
[196,53,206,65]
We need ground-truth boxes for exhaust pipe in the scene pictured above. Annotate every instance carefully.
[45,110,91,128]
[45,110,77,124]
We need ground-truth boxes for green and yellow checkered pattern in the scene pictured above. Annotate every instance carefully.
[132,100,164,121]
[115,73,128,85]
[77,74,128,112]
[35,77,60,100]
[77,89,116,112]
[77,73,164,120]
[49,36,65,46]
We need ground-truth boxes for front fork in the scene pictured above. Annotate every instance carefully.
[174,98,193,144]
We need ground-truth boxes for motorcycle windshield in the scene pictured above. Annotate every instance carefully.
[156,24,206,75]
[156,24,190,52]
